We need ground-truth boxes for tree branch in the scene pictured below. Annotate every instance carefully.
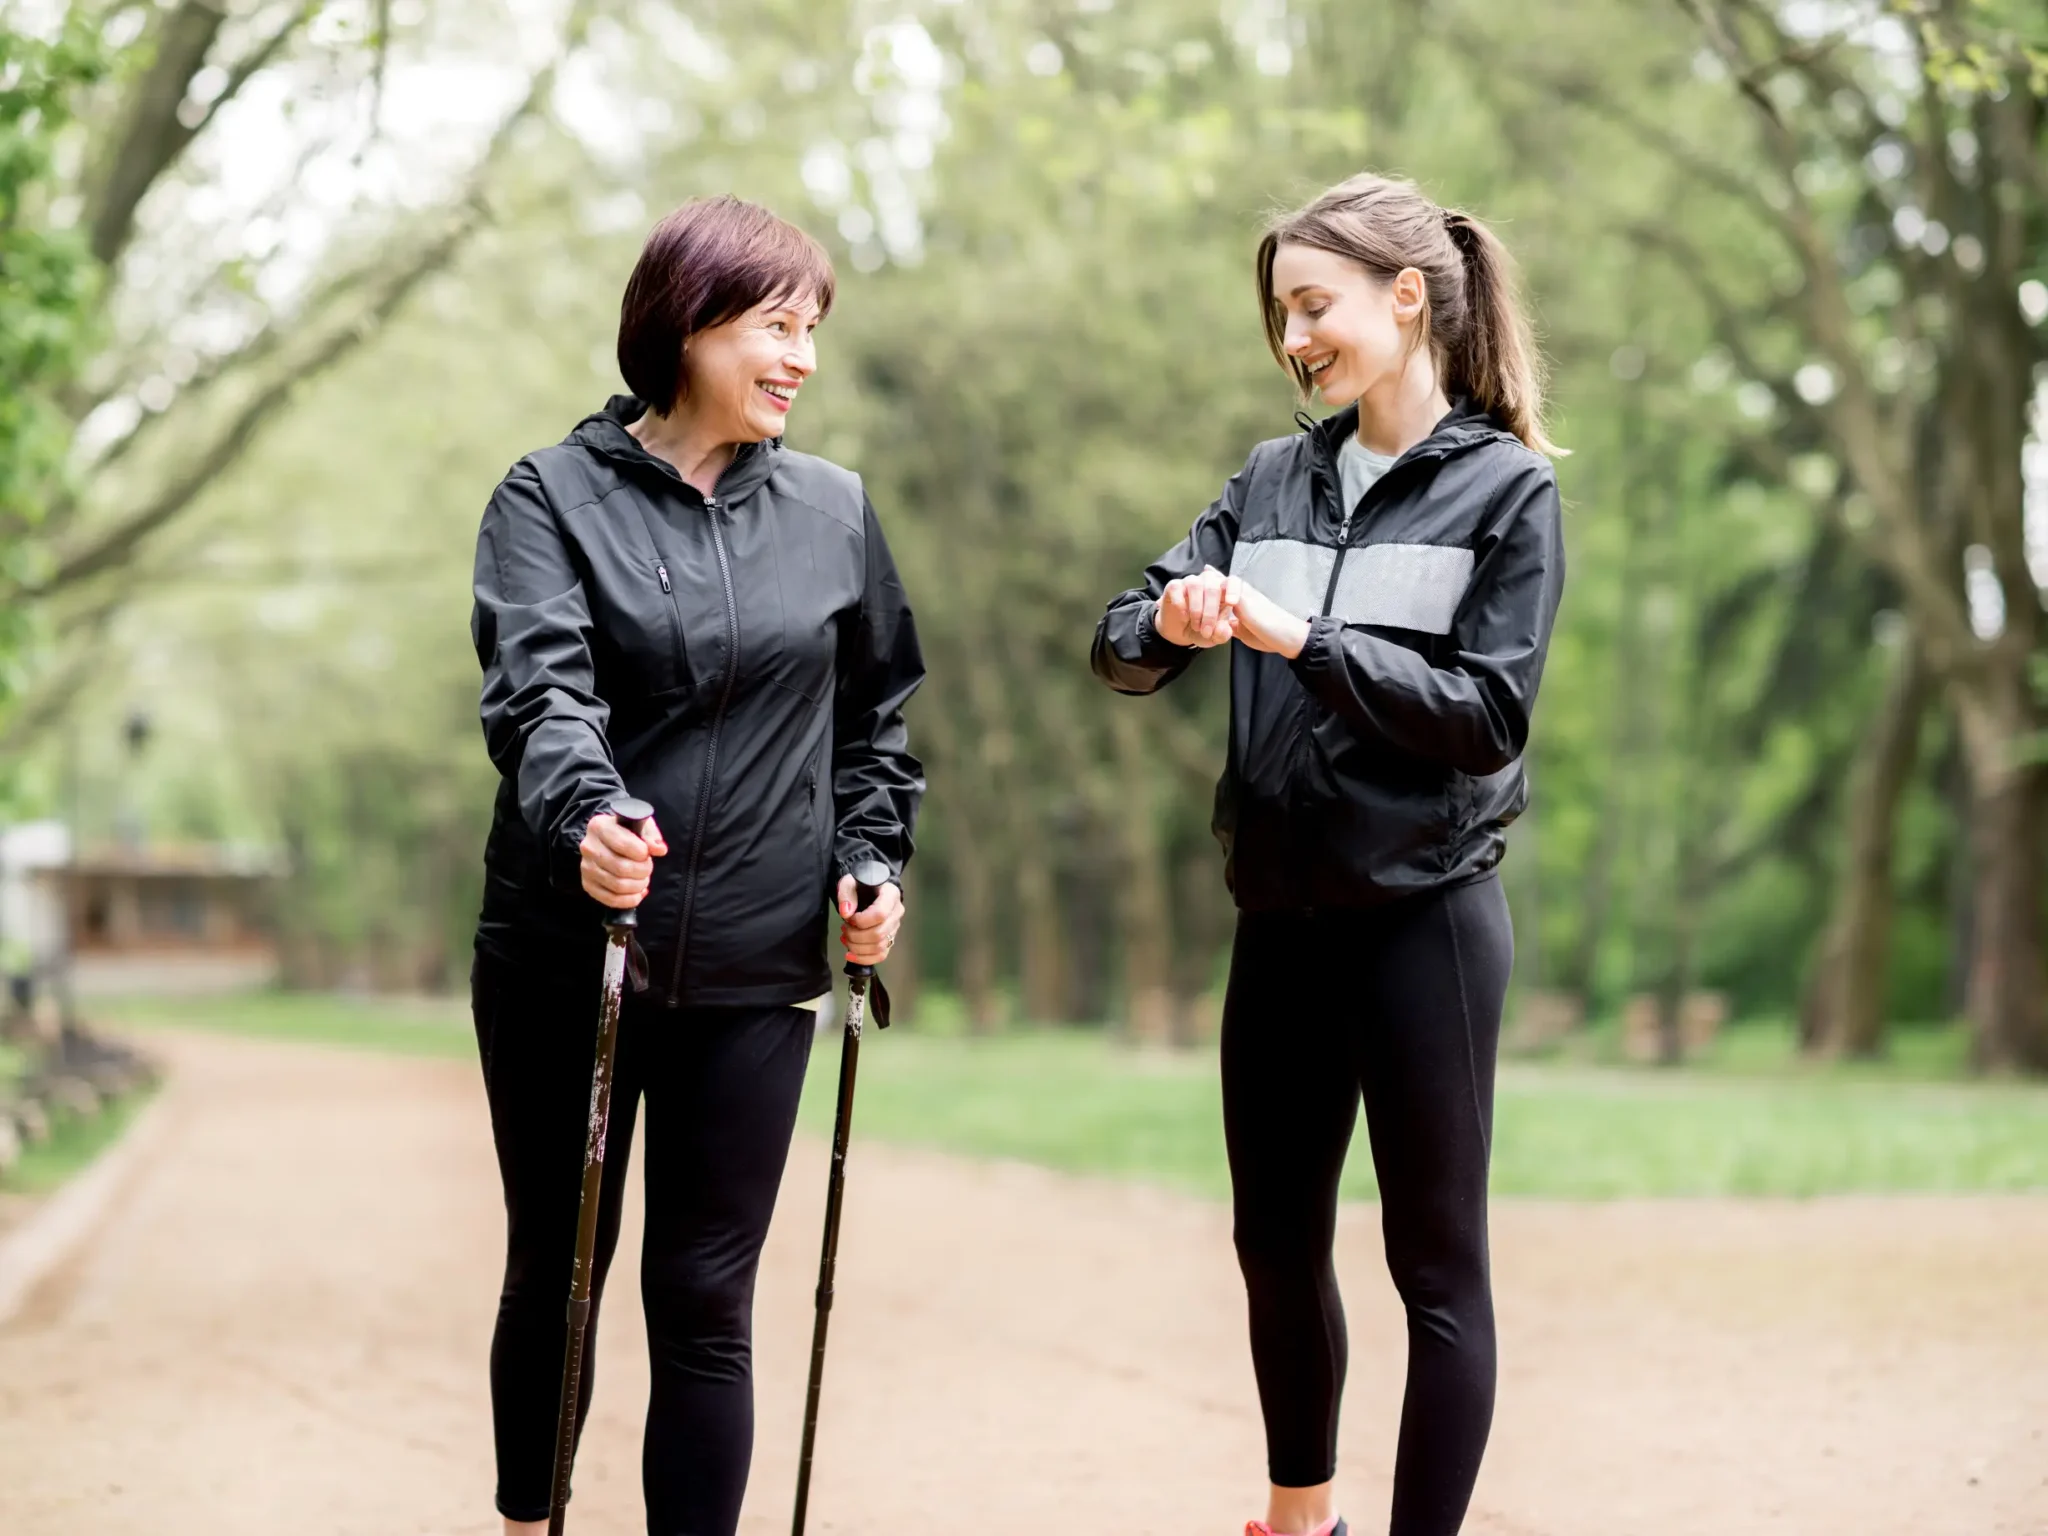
[22,29,583,600]
[26,216,468,598]
[85,0,227,267]
[1465,31,1801,250]
[192,1,321,143]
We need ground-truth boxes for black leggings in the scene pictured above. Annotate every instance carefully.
[1222,874,1511,1535]
[472,949,814,1533]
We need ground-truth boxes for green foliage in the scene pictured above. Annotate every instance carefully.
[0,19,103,591]
[19,0,2044,1060]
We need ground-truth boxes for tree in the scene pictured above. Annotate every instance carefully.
[1457,0,2048,1068]
[1,0,592,738]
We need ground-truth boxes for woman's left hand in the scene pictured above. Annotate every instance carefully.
[836,876,905,967]
[1221,576,1312,659]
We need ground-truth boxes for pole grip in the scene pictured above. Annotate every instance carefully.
[843,858,890,980]
[603,796,656,934]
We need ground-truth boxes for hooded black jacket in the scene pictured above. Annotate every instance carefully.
[472,397,925,1007]
[1092,400,1564,910]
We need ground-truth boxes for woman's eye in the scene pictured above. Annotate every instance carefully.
[1304,306,1328,321]
[768,321,788,336]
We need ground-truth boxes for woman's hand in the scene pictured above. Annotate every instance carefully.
[1154,565,1237,648]
[1155,568,1309,658]
[836,875,904,967]
[1224,577,1312,659]
[580,812,669,909]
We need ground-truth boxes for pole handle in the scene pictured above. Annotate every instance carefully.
[842,858,890,981]
[603,796,656,934]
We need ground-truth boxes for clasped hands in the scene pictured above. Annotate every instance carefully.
[1154,566,1311,660]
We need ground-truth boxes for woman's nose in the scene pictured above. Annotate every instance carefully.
[787,339,817,377]
[1283,322,1312,356]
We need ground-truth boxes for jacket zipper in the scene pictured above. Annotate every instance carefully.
[1316,444,1438,616]
[1319,506,1356,616]
[667,494,740,1007]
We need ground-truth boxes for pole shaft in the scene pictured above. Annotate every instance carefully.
[790,978,867,1536]
[548,927,631,1536]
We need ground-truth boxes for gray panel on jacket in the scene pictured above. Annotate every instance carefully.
[1229,538,1335,620]
[1330,543,1475,634]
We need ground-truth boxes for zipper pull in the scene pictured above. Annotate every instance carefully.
[656,563,671,594]
[704,495,720,516]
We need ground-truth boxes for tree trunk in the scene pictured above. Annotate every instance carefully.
[947,805,1001,1034]
[1961,742,2048,1071]
[1015,838,1066,1024]
[1110,711,1174,1045]
[1800,642,1932,1057]
[1169,844,1231,1046]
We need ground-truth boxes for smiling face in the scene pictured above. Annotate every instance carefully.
[1268,242,1428,410]
[678,291,822,443]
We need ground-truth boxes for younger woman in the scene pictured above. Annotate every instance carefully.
[1092,174,1566,1536]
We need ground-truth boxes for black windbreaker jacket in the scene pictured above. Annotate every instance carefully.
[1093,399,1564,910]
[471,396,925,1006]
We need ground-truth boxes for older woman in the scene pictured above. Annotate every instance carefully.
[469,195,924,1536]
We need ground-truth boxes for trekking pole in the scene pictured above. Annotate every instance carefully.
[548,796,655,1536]
[790,859,894,1536]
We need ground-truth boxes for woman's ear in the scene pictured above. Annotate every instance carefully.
[1391,267,1428,322]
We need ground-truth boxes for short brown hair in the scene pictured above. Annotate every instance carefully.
[1256,173,1559,456]
[617,195,836,414]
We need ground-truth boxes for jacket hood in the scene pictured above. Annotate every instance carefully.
[564,394,783,504]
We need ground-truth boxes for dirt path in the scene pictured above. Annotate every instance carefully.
[1,1029,2043,1536]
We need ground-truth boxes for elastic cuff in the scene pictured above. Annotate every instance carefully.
[1288,613,1336,679]
[550,811,596,895]
[1135,598,1195,663]
[836,841,899,886]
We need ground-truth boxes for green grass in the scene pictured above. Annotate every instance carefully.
[99,990,475,1058]
[2,1083,158,1196]
[79,990,2048,1199]
[1521,1010,1977,1080]
[799,1024,2048,1200]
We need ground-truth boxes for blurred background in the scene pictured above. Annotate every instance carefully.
[1,0,2045,1165]
[1,1,2046,1530]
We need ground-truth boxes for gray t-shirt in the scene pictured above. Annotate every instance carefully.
[1338,434,1398,519]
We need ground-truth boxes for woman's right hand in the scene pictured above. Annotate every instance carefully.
[580,812,669,909]
[1154,565,1237,648]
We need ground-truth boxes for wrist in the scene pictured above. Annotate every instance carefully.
[1144,597,1186,650]
[1276,614,1310,660]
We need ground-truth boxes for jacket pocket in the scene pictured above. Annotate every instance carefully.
[803,738,831,884]
[651,557,691,696]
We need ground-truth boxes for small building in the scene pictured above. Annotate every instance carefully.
[1,823,286,997]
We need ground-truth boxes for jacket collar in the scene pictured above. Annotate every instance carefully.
[567,395,782,504]
[1303,396,1513,468]
[1293,397,1508,522]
